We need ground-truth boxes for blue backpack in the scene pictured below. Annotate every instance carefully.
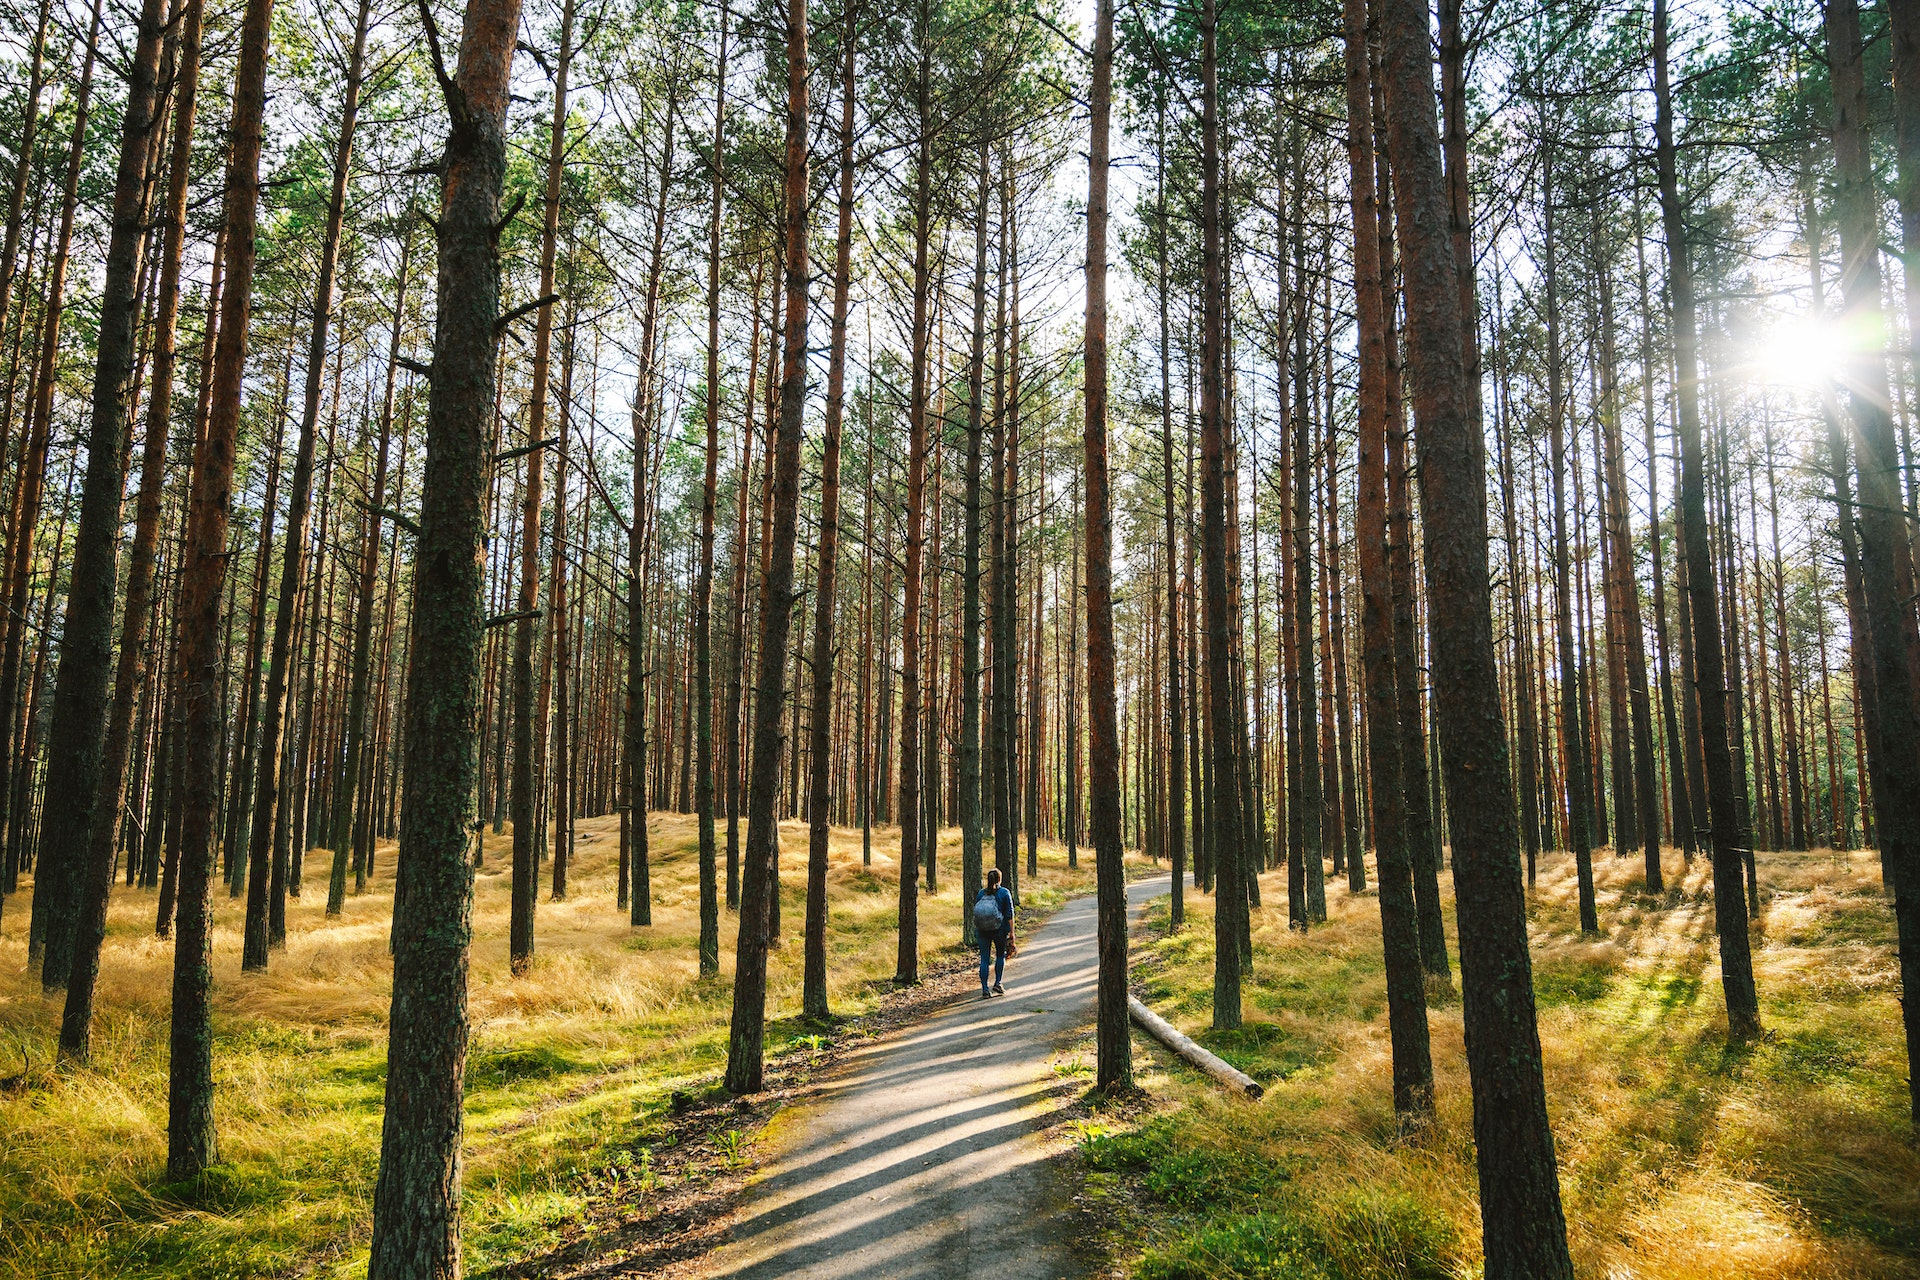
[972,889,1005,934]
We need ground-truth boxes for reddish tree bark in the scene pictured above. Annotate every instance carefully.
[1154,97,1185,930]
[725,0,808,1093]
[632,79,678,931]
[804,1,857,1021]
[689,2,728,960]
[168,0,276,1177]
[1540,165,1598,933]
[895,0,934,987]
[255,0,376,960]
[1345,0,1432,1130]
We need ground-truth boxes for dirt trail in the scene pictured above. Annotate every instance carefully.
[698,874,1173,1280]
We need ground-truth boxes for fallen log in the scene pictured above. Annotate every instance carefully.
[1127,995,1263,1099]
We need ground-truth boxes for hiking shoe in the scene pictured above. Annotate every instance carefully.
[980,989,991,1000]
[992,983,1004,995]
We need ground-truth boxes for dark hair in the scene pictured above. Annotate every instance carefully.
[986,868,1002,887]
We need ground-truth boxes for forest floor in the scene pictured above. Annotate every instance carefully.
[0,811,1111,1278]
[1083,844,1920,1280]
[4,829,1916,1280]
[677,872,1177,1280]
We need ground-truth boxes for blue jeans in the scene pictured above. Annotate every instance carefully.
[978,930,1009,990]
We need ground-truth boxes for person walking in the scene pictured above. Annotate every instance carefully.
[972,868,1015,998]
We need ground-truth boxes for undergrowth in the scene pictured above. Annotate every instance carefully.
[0,815,1102,1278]
[1094,846,1920,1280]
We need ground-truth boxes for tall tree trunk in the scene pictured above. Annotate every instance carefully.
[1808,182,1879,853]
[330,205,416,932]
[1635,188,1693,865]
[290,452,330,896]
[991,167,1021,905]
[921,370,942,895]
[1714,411,1757,902]
[1541,162,1598,934]
[690,3,727,958]
[1084,0,1130,1090]
[1324,438,1363,891]
[1763,429,1807,851]
[858,430,874,864]
[226,348,293,901]
[804,5,856,1019]
[1291,211,1323,929]
[1671,444,1710,854]
[10,0,102,959]
[1372,88,1447,968]
[1346,0,1432,1128]
[38,0,171,1002]
[364,0,523,1262]
[921,353,943,894]
[895,0,932,987]
[1318,441,1344,879]
[155,225,225,938]
[1437,0,1479,415]
[1069,479,1083,865]
[1375,0,1574,1268]
[253,0,374,962]
[1815,581,1847,847]
[1025,570,1042,878]
[0,0,50,370]
[960,140,989,947]
[1155,98,1185,929]
[168,0,276,1179]
[1889,0,1920,419]
[0,1,51,783]
[1654,0,1760,1038]
[1277,192,1299,912]
[1825,0,1920,1130]
[726,0,807,1093]
[548,302,576,900]
[310,395,346,891]
[725,266,763,912]
[1492,279,1542,882]
[509,0,576,973]
[1593,228,1663,887]
[630,82,677,929]
[132,168,191,904]
[1199,0,1244,1028]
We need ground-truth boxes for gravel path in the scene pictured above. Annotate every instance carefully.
[699,873,1173,1280]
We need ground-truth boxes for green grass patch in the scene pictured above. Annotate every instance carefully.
[0,815,1111,1279]
[1098,849,1920,1280]
[1133,1191,1457,1280]
[1531,956,1616,1006]
[467,1044,582,1089]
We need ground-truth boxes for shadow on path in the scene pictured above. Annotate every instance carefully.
[698,874,1174,1280]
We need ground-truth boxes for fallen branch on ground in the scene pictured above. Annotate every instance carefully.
[1128,996,1263,1099]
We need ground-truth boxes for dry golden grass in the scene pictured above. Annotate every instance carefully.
[1099,845,1920,1280]
[0,810,1107,1278]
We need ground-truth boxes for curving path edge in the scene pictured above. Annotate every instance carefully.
[699,873,1175,1280]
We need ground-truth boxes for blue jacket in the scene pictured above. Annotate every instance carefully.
[977,885,1014,939]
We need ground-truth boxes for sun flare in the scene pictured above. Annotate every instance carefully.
[1749,315,1850,389]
